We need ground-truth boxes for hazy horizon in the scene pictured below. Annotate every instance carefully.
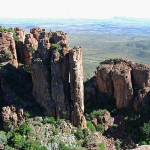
[1,0,150,19]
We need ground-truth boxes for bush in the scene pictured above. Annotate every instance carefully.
[23,140,46,150]
[43,116,56,124]
[74,129,84,140]
[82,128,89,138]
[18,123,32,135]
[56,119,63,125]
[98,143,105,150]
[87,121,96,133]
[0,131,7,145]
[90,109,107,119]
[59,141,70,150]
[115,139,122,150]
[52,129,59,136]
[139,122,150,145]
[4,145,15,150]
[4,53,11,60]
[96,124,104,134]
[141,122,150,138]
[50,44,61,50]
[34,116,43,122]
[10,133,24,149]
[24,111,30,118]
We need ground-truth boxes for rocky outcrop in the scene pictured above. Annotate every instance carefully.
[69,46,86,128]
[97,111,114,130]
[15,27,25,63]
[50,31,69,47]
[96,58,150,110]
[30,27,42,40]
[31,30,86,127]
[0,31,18,67]
[1,106,24,131]
[24,33,38,66]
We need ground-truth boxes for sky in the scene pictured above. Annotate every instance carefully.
[0,0,150,19]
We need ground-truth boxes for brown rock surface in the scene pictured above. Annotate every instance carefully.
[0,31,18,67]
[97,111,114,130]
[30,27,42,40]
[112,62,133,108]
[96,58,150,110]
[69,46,86,128]
[24,33,38,66]
[15,27,25,63]
[31,31,86,127]
[1,106,25,131]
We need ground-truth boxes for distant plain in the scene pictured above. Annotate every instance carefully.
[1,18,150,80]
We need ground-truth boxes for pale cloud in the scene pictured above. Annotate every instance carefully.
[0,0,150,19]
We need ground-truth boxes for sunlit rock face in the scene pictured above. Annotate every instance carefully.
[96,58,150,110]
[0,31,18,67]
[31,30,86,128]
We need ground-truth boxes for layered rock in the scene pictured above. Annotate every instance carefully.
[0,31,18,67]
[96,58,150,110]
[15,27,25,63]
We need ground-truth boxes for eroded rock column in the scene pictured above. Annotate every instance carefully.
[69,46,86,128]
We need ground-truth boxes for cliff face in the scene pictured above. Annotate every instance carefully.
[15,27,25,63]
[31,29,86,127]
[96,58,150,110]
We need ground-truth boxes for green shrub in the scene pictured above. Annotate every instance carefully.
[34,116,43,122]
[87,121,96,133]
[52,129,59,136]
[59,141,70,150]
[98,143,105,150]
[82,128,89,138]
[0,131,7,145]
[74,129,84,140]
[23,140,46,150]
[24,111,30,118]
[4,53,11,60]
[139,139,150,145]
[115,139,122,150]
[139,122,150,145]
[56,119,63,125]
[4,145,15,150]
[10,133,24,149]
[18,123,32,135]
[43,116,56,124]
[96,124,104,134]
[141,122,150,138]
[90,109,107,119]
[50,44,61,50]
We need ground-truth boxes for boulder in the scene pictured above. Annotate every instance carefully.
[1,106,25,131]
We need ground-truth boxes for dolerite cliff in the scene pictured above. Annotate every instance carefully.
[96,58,150,110]
[31,29,86,128]
[0,27,86,128]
